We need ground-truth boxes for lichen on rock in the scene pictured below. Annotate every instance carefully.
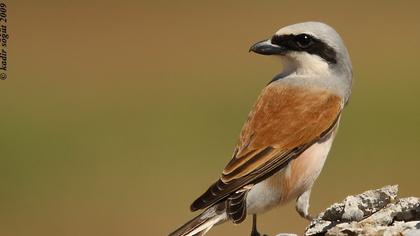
[304,185,420,236]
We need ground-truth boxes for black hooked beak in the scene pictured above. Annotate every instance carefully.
[249,39,286,55]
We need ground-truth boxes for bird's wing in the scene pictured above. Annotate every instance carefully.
[190,83,343,212]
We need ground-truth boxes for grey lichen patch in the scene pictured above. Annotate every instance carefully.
[361,197,420,226]
[319,185,398,222]
[304,185,420,236]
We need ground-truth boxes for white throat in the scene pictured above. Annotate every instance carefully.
[273,52,351,103]
[280,52,331,77]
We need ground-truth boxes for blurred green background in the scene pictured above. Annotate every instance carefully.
[2,1,420,235]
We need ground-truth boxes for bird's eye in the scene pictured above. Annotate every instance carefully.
[295,34,313,48]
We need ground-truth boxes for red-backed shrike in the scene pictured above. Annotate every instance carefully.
[170,21,352,236]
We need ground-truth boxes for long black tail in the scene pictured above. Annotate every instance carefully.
[169,204,227,236]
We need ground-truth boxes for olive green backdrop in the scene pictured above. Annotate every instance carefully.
[2,1,420,235]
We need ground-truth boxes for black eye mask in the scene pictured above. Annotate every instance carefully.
[271,34,337,64]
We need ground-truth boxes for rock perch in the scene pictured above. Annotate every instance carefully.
[303,185,420,236]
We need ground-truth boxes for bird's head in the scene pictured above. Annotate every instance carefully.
[250,22,352,77]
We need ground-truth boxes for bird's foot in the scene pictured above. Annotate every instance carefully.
[299,212,314,221]
[251,230,268,236]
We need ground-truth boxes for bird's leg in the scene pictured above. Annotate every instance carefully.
[296,188,314,220]
[251,214,267,236]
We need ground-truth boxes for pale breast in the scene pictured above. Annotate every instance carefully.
[246,127,337,215]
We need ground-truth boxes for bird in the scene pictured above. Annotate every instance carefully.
[169,21,353,236]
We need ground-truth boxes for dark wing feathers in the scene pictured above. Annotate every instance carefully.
[190,84,343,215]
[191,146,304,211]
[226,189,249,224]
